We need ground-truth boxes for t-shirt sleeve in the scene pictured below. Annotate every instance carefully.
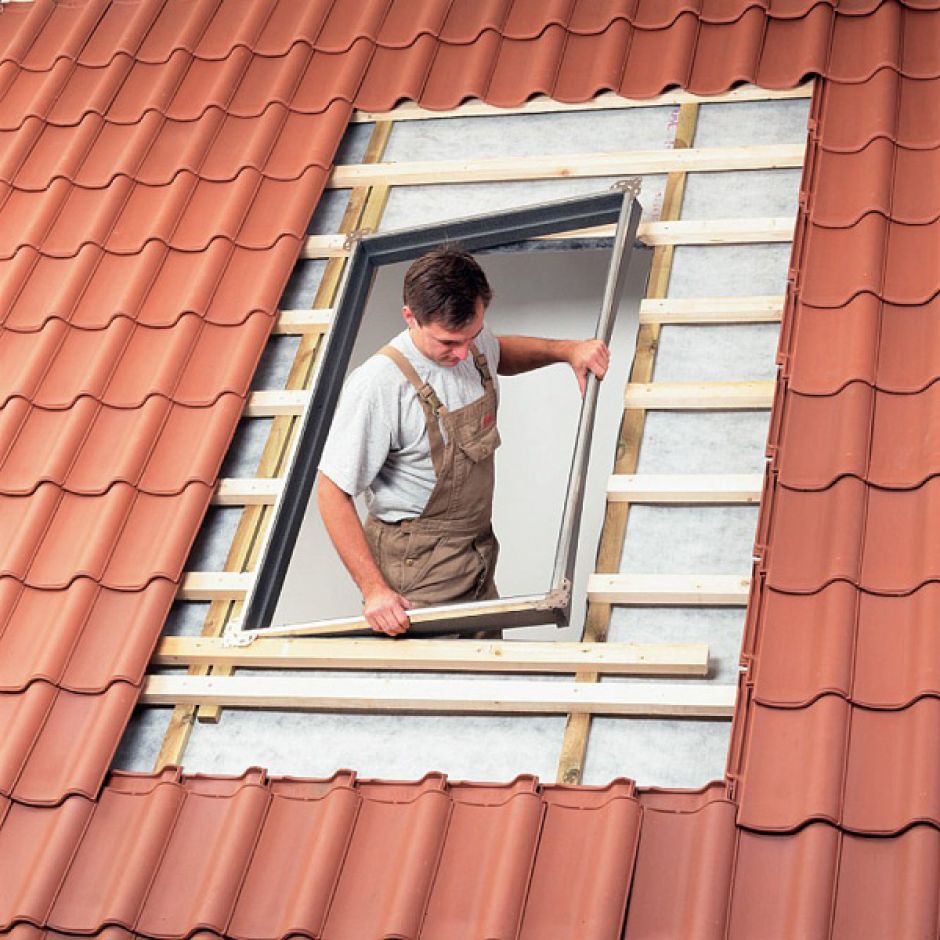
[318,361,395,497]
[478,322,500,373]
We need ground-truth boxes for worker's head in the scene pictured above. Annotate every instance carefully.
[402,246,492,367]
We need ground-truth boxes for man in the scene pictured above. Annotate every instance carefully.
[317,246,608,635]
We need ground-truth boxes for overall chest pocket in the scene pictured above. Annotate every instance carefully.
[456,422,501,463]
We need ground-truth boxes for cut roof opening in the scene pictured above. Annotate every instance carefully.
[117,92,809,789]
[238,189,642,638]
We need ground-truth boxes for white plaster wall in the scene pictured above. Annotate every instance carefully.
[272,245,643,633]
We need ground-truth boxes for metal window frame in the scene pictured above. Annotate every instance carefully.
[233,184,642,642]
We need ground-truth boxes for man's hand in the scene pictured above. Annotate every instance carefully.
[363,584,412,636]
[567,339,610,395]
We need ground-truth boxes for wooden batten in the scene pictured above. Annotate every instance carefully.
[142,674,737,717]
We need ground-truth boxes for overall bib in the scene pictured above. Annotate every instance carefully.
[363,342,500,606]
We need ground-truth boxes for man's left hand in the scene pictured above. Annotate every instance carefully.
[568,339,610,396]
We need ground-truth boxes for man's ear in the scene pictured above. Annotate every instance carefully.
[402,305,417,329]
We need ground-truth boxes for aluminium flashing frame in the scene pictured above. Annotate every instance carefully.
[234,186,643,641]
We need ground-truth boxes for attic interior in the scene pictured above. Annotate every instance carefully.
[115,89,809,787]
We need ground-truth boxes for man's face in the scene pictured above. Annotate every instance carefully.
[403,298,486,367]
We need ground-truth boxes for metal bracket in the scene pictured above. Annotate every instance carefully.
[222,621,253,648]
[343,228,371,250]
[612,177,642,199]
[537,579,571,611]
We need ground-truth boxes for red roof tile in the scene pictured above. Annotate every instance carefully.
[817,71,940,152]
[0,0,939,935]
[778,294,940,394]
[852,588,940,707]
[227,772,361,939]
[745,582,858,705]
[728,824,841,938]
[737,696,940,834]
[833,826,940,937]
[760,476,940,593]
[520,783,640,939]
[0,681,139,806]
[735,696,851,830]
[773,384,940,490]
[0,793,94,927]
[0,579,177,692]
[0,769,641,938]
[624,784,736,938]
[811,141,940,227]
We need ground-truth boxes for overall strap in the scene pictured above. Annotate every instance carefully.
[470,342,494,388]
[378,345,446,476]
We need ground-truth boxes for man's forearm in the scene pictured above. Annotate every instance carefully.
[496,335,576,375]
[317,473,388,595]
[318,473,411,635]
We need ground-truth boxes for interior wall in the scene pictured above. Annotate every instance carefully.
[272,245,642,631]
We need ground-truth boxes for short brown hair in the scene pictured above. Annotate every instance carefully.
[402,246,492,330]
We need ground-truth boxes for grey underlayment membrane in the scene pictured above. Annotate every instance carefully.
[114,96,809,787]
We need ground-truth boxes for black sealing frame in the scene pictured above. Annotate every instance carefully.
[235,185,642,639]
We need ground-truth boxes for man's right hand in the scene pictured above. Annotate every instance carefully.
[363,585,412,636]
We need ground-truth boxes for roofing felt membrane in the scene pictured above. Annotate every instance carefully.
[0,0,937,935]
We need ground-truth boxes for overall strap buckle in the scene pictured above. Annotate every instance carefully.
[470,344,493,386]
[418,383,445,415]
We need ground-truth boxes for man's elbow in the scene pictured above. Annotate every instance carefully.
[316,472,343,519]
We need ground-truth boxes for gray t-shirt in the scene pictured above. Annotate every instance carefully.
[318,325,501,522]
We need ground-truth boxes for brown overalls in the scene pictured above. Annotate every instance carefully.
[363,342,500,606]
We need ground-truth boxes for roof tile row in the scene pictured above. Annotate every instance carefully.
[0,168,324,258]
[811,141,940,226]
[5,771,937,938]
[6,1,940,130]
[795,214,940,307]
[0,769,641,940]
[779,294,940,393]
[0,315,271,410]
[0,236,301,333]
[0,396,247,495]
[0,34,371,131]
[736,694,940,834]
[0,482,212,589]
[757,476,940,593]
[771,384,940,489]
[817,70,940,151]
[728,822,940,940]
[0,102,348,190]
[351,10,823,108]
[0,0,917,75]
[0,682,140,806]
[0,579,177,693]
[747,580,940,709]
